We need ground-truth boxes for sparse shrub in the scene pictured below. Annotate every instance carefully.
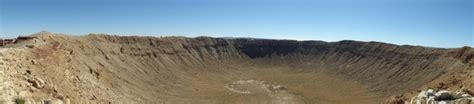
[14,98,25,104]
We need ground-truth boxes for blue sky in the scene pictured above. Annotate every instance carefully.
[1,0,472,48]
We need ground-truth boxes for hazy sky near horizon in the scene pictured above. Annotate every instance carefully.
[1,0,472,48]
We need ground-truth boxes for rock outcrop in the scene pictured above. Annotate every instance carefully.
[409,89,473,104]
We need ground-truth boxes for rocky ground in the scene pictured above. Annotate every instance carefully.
[407,89,473,104]
[0,31,473,104]
[1,39,66,104]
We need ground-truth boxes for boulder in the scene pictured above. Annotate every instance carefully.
[435,90,454,101]
[426,89,435,97]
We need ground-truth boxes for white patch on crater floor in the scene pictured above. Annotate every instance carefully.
[225,80,298,104]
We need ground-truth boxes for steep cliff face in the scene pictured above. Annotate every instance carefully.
[1,32,472,104]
